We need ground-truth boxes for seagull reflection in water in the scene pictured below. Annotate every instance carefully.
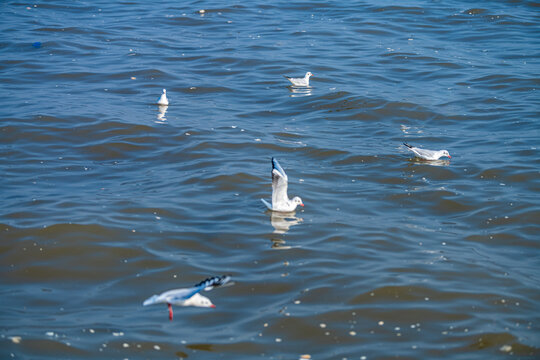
[265,211,303,250]
[289,86,312,97]
[409,158,450,167]
[270,211,303,234]
[156,105,168,122]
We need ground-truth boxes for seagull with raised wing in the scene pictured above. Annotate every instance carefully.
[157,89,169,105]
[143,275,231,321]
[284,72,313,87]
[403,143,451,160]
[261,158,304,212]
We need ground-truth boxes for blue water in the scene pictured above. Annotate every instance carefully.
[1,1,539,359]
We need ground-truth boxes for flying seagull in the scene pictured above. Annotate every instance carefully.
[284,72,313,87]
[143,275,231,320]
[403,143,451,160]
[261,157,304,212]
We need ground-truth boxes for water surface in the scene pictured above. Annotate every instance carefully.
[1,1,539,359]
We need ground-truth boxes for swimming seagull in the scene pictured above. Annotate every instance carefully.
[284,72,313,87]
[143,275,231,321]
[261,157,304,212]
[157,89,169,105]
[403,143,451,160]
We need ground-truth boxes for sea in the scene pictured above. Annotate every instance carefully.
[1,1,539,359]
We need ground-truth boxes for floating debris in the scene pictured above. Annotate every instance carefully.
[499,345,512,353]
[10,336,22,344]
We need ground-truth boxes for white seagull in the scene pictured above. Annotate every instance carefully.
[284,72,313,87]
[143,275,231,321]
[261,157,304,212]
[157,89,169,105]
[403,143,451,160]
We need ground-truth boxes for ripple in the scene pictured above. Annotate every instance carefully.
[1,0,539,359]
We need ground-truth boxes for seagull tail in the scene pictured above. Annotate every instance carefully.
[261,198,272,210]
[403,143,413,148]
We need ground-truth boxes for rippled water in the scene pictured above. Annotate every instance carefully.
[1,1,539,359]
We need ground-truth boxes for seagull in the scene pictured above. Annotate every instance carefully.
[157,89,169,105]
[143,275,231,321]
[261,157,304,212]
[403,143,451,160]
[284,72,313,87]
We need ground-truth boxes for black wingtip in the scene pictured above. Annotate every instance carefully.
[403,143,412,148]
[194,275,231,289]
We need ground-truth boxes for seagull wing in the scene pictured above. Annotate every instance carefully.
[194,275,232,291]
[271,158,289,205]
[284,75,306,86]
[412,147,437,160]
[261,198,273,210]
[143,287,195,306]
[404,143,435,160]
[143,275,231,306]
[164,288,201,304]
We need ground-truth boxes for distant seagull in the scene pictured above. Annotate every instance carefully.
[261,158,304,212]
[403,143,451,160]
[143,275,231,321]
[157,89,169,105]
[284,72,313,87]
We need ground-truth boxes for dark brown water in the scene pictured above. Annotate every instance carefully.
[1,1,539,359]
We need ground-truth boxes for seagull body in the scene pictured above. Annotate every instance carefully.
[143,275,231,320]
[157,89,169,105]
[284,72,313,87]
[403,143,451,160]
[261,158,304,212]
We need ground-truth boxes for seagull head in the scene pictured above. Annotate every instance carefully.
[306,72,313,78]
[441,150,451,159]
[292,196,304,208]
[162,89,167,94]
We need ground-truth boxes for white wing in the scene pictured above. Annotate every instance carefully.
[143,287,195,306]
[143,275,231,306]
[261,198,273,210]
[413,147,437,160]
[404,143,437,160]
[271,158,289,206]
[284,75,307,86]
